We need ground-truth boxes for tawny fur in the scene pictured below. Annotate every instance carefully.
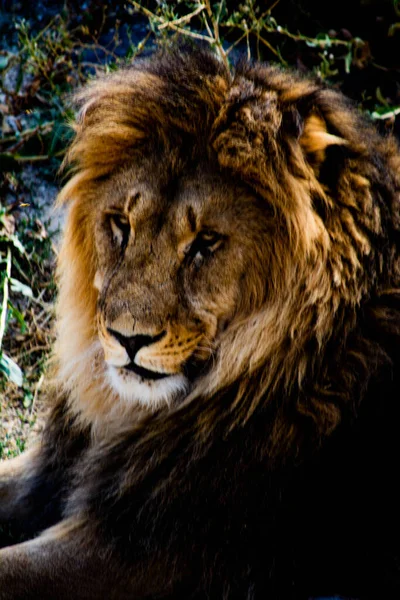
[54,48,400,453]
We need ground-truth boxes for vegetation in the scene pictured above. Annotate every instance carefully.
[1,0,399,456]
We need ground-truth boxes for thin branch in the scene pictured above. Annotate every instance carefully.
[130,1,213,42]
[0,150,64,163]
[128,1,162,23]
[262,0,282,17]
[161,24,214,42]
[132,30,153,58]
[0,122,55,146]
[31,372,45,415]
[201,11,214,40]
[263,24,349,47]
[31,15,60,45]
[215,0,225,25]
[257,32,287,64]
[226,31,248,55]
[204,0,229,70]
[18,344,51,358]
[158,4,206,30]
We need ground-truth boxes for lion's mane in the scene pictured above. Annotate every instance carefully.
[56,46,400,457]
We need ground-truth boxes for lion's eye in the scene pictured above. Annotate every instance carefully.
[108,213,130,247]
[187,231,224,263]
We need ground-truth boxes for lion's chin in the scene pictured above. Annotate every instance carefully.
[106,364,189,409]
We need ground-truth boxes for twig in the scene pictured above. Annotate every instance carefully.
[0,248,12,351]
[263,24,349,47]
[158,4,206,30]
[30,372,45,415]
[202,10,214,40]
[31,15,60,45]
[215,0,225,25]
[0,121,55,146]
[204,0,229,70]
[131,30,153,58]
[130,1,214,43]
[226,32,248,55]
[263,0,282,16]
[257,32,287,64]
[158,22,214,43]
[18,345,50,358]
[246,28,251,61]
[0,150,64,163]
[128,1,162,23]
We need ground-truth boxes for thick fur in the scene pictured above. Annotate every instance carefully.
[1,45,400,599]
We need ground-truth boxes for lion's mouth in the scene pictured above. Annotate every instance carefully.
[123,362,170,381]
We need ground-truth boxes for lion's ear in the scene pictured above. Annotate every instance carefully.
[299,113,347,175]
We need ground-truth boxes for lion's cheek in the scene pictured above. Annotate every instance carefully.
[98,329,130,367]
[135,331,204,375]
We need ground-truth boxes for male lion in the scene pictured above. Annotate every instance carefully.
[0,45,400,599]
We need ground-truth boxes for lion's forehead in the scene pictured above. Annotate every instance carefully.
[100,164,254,229]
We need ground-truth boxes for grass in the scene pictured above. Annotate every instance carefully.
[0,0,399,455]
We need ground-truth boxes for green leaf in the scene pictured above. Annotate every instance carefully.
[10,277,33,298]
[9,235,25,254]
[344,51,352,74]
[388,23,400,37]
[23,390,33,408]
[307,33,332,48]
[0,56,9,71]
[8,304,27,332]
[371,106,400,119]
[316,33,332,46]
[0,352,23,387]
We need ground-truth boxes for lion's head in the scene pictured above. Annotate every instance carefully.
[55,46,400,448]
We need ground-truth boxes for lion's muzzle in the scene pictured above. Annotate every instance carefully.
[107,328,169,380]
[98,313,205,381]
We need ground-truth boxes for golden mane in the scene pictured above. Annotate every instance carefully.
[55,46,400,457]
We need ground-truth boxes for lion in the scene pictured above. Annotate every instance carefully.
[0,44,400,599]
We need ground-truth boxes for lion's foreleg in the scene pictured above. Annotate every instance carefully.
[0,441,70,547]
[0,446,40,502]
[0,517,128,600]
[0,447,44,547]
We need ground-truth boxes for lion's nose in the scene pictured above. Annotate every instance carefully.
[107,329,166,363]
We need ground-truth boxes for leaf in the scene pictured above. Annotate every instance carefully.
[9,235,25,254]
[0,352,23,387]
[23,390,33,408]
[307,33,332,48]
[388,23,400,37]
[0,56,9,71]
[8,304,27,332]
[371,106,400,120]
[10,277,33,298]
[344,50,352,74]
[316,33,332,47]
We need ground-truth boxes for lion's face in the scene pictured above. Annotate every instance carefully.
[92,160,271,406]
